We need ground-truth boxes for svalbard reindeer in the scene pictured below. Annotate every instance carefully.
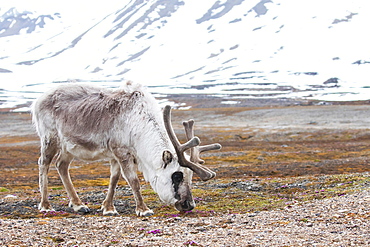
[32,81,221,216]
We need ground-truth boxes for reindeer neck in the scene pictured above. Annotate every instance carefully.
[123,104,173,181]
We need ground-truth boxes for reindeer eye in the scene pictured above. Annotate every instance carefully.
[162,150,173,169]
[171,172,183,184]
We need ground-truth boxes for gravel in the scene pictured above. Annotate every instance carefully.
[1,189,369,246]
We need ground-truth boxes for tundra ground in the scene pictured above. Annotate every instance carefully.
[1,102,369,219]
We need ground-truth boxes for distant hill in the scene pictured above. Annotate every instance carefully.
[0,0,369,105]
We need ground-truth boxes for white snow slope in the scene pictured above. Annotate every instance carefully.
[0,0,369,109]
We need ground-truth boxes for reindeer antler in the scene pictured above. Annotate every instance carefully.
[182,119,222,165]
[163,105,217,181]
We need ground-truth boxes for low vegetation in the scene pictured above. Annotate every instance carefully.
[1,116,369,219]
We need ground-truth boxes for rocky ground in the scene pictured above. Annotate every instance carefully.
[1,98,370,246]
[1,189,368,246]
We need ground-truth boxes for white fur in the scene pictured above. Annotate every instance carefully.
[32,81,194,215]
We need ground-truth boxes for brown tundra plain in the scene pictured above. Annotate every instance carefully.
[1,98,369,246]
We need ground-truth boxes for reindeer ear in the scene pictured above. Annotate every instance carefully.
[162,150,173,168]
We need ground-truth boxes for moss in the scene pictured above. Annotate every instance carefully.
[0,187,9,192]
[51,186,63,191]
[74,178,110,187]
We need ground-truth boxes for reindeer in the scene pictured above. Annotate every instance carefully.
[31,81,221,216]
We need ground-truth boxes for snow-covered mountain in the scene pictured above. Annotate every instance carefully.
[0,0,369,109]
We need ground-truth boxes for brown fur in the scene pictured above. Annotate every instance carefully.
[37,85,144,151]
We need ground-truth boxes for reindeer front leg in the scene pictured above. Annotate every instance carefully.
[114,151,154,216]
[56,152,90,213]
[101,159,120,216]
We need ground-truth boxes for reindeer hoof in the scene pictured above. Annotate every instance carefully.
[103,212,119,216]
[39,203,54,212]
[137,209,154,217]
[70,203,90,214]
[77,207,90,214]
[39,208,55,213]
[104,211,119,216]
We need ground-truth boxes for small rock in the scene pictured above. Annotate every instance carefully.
[4,195,17,199]
[306,222,314,227]
[137,233,144,238]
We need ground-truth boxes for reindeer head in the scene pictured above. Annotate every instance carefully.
[160,105,221,212]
